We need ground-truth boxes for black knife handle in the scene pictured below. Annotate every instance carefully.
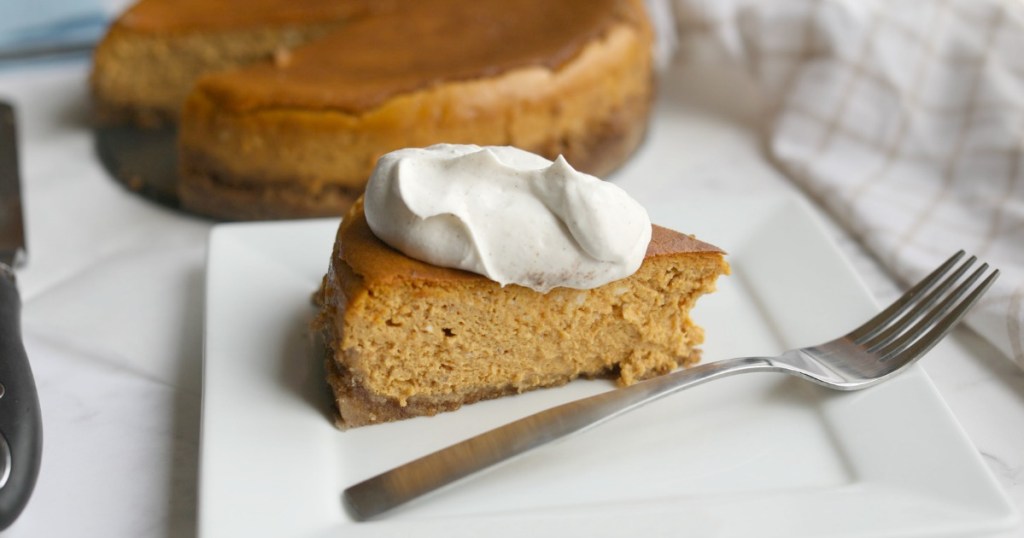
[0,266,41,530]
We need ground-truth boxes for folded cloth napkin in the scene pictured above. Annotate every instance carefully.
[0,0,110,61]
[673,0,1024,368]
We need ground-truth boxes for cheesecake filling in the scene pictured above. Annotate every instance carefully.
[363,144,652,292]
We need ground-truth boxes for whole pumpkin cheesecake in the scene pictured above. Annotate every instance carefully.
[314,145,729,428]
[91,0,656,220]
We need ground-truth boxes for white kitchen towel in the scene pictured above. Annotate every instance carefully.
[673,0,1024,368]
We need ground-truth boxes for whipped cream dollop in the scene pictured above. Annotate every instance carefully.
[363,144,652,292]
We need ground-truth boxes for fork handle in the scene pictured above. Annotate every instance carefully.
[343,356,774,520]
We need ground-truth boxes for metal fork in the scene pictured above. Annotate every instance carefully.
[343,251,999,520]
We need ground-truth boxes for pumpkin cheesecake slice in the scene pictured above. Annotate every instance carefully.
[314,145,729,428]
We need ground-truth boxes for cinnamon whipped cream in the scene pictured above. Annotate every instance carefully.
[363,144,652,292]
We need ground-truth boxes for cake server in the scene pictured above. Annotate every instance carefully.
[0,102,42,530]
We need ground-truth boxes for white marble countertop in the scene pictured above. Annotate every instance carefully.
[0,51,1021,537]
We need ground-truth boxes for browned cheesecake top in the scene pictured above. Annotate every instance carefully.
[193,0,643,114]
[115,0,374,33]
[338,198,724,287]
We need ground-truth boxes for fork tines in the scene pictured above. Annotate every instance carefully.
[849,251,999,362]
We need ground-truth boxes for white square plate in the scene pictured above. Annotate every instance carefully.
[200,193,1016,537]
